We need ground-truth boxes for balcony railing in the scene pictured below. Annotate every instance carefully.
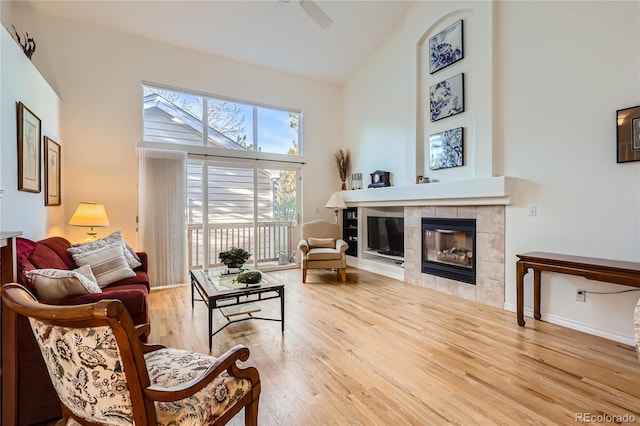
[188,221,297,269]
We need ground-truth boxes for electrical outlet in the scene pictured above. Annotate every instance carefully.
[527,204,537,216]
[576,289,586,302]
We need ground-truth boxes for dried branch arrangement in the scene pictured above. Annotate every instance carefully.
[334,149,351,189]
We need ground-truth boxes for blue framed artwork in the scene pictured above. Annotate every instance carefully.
[429,73,464,122]
[429,20,463,74]
[429,127,463,170]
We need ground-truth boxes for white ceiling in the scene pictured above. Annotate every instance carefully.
[27,0,415,84]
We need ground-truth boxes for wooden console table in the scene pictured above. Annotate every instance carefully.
[516,251,640,327]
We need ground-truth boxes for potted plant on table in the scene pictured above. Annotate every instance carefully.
[219,247,251,274]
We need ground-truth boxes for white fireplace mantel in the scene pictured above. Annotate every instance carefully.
[338,176,513,207]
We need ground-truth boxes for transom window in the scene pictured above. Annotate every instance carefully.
[142,83,302,157]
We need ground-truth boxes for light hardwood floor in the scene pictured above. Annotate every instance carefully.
[149,268,640,425]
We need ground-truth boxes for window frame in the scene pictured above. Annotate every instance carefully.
[185,157,302,270]
[141,81,304,164]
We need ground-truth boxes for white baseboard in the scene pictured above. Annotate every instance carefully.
[504,303,635,346]
[149,283,188,291]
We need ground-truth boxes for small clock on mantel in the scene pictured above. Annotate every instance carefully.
[368,170,390,188]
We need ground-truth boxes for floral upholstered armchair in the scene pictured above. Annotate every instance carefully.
[1,283,261,425]
[298,220,349,283]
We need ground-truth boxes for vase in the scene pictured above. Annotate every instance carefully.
[341,181,347,190]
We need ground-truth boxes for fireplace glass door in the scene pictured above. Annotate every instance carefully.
[422,217,476,284]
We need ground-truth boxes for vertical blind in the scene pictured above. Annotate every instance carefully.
[137,147,187,287]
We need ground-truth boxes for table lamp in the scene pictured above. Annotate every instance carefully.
[324,193,346,223]
[68,202,110,241]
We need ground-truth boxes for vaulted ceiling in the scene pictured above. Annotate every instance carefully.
[26,0,415,84]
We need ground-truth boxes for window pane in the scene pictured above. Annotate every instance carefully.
[268,168,298,222]
[186,162,204,268]
[257,108,300,155]
[206,98,253,150]
[143,87,205,146]
[186,160,300,269]
[206,165,255,265]
[207,166,254,224]
[256,167,298,262]
[187,163,203,224]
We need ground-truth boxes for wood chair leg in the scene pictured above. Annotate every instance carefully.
[57,405,73,426]
[244,397,259,426]
[341,268,346,282]
[302,268,307,283]
[245,382,260,426]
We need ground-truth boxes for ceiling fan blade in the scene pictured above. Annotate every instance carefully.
[299,0,333,29]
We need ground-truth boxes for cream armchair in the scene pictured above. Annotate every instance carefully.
[298,220,349,283]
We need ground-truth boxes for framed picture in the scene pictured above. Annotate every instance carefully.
[17,101,41,193]
[44,136,61,206]
[429,20,463,74]
[430,73,464,122]
[617,105,640,163]
[429,127,463,170]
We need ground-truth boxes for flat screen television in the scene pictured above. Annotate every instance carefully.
[367,216,404,257]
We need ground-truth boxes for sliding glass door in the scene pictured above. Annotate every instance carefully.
[187,159,300,270]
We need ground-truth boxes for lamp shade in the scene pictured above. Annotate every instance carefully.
[324,193,346,210]
[68,202,110,227]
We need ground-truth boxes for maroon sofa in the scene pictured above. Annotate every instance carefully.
[11,236,150,425]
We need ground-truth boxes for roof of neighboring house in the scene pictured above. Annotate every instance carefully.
[143,93,246,150]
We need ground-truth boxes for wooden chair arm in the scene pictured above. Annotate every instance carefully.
[144,344,259,402]
[134,324,165,353]
[135,323,150,338]
[140,342,166,354]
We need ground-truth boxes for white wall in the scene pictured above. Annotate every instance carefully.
[1,26,63,240]
[343,1,640,343]
[343,1,495,188]
[342,26,411,187]
[4,2,342,246]
[500,1,640,343]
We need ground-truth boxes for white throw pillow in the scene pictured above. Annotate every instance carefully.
[68,230,142,269]
[71,242,136,287]
[308,237,336,248]
[27,265,101,301]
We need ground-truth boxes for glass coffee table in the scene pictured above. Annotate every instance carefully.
[190,268,285,351]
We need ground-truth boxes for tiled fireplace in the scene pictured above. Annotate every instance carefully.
[339,176,511,309]
[404,206,505,308]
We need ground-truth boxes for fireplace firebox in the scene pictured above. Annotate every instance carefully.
[422,217,476,285]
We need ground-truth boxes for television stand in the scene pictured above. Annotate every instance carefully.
[347,206,405,281]
[363,250,404,262]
